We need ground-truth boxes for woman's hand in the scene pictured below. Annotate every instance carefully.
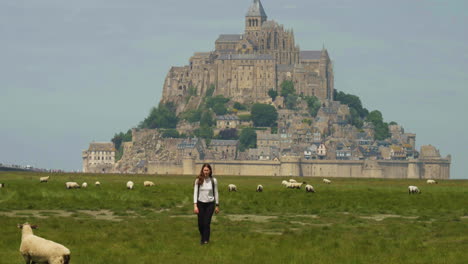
[215,206,220,214]
[193,204,199,214]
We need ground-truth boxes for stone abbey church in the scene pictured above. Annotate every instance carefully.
[162,0,334,114]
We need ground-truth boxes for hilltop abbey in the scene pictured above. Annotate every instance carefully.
[162,0,333,114]
[83,0,450,179]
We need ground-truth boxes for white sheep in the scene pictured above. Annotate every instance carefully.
[426,179,437,184]
[305,184,315,193]
[323,179,331,184]
[95,181,101,187]
[256,184,263,192]
[288,182,306,189]
[288,179,297,183]
[281,180,289,186]
[228,184,237,192]
[0,183,4,188]
[18,223,71,264]
[408,185,421,194]
[40,176,50,183]
[144,181,155,187]
[127,181,134,190]
[65,182,80,189]
[81,182,88,188]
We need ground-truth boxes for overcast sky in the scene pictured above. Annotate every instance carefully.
[0,0,466,179]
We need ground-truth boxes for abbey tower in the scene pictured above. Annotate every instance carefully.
[162,0,334,114]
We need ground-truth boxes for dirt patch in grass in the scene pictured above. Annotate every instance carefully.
[225,214,278,223]
[360,214,418,221]
[0,210,124,221]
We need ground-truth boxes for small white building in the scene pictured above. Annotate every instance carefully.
[82,142,116,173]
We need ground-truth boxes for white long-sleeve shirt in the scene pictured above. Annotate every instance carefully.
[194,177,219,205]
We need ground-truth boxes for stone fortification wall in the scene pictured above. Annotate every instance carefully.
[159,158,451,179]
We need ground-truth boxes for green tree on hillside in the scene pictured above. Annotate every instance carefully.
[304,96,321,117]
[280,80,295,97]
[251,103,278,127]
[139,102,178,129]
[239,127,257,151]
[366,110,390,140]
[268,89,278,101]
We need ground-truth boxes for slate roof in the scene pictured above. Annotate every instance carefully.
[210,140,239,146]
[216,34,243,42]
[246,0,267,18]
[300,50,321,60]
[88,142,116,152]
[217,54,274,60]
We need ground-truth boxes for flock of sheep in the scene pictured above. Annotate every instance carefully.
[5,175,440,262]
[227,178,332,194]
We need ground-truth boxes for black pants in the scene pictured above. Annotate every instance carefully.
[197,201,215,242]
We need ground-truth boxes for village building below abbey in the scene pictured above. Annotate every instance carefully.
[83,0,450,179]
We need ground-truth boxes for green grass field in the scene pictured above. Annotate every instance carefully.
[1,172,467,264]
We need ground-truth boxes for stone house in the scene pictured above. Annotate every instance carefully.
[82,142,116,173]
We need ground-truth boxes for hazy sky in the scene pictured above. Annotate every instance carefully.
[1,0,466,179]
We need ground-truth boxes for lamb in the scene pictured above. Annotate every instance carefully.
[127,181,134,190]
[95,181,101,187]
[408,185,421,194]
[18,223,70,264]
[39,176,50,183]
[65,182,80,189]
[305,184,315,193]
[323,179,331,184]
[81,182,88,188]
[0,183,4,188]
[256,184,263,192]
[228,184,237,192]
[144,181,155,187]
[426,179,437,184]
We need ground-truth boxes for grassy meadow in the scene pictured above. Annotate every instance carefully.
[0,171,467,264]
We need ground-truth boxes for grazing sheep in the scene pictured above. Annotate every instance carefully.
[95,181,101,187]
[281,180,289,186]
[426,179,437,184]
[323,179,331,184]
[81,182,88,188]
[65,182,80,189]
[144,181,155,187]
[305,184,315,193]
[228,184,237,192]
[408,185,421,194]
[127,181,134,190]
[256,184,263,192]
[0,183,4,188]
[288,182,306,189]
[288,179,297,183]
[18,223,70,264]
[39,176,50,183]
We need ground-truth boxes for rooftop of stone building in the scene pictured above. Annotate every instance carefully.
[300,50,322,60]
[216,34,243,42]
[210,139,239,146]
[88,142,116,152]
[246,0,267,18]
[217,54,274,60]
[216,114,239,120]
[420,145,441,158]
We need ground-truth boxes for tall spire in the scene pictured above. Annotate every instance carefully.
[246,0,267,19]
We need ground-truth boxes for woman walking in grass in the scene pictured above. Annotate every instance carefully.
[193,163,219,245]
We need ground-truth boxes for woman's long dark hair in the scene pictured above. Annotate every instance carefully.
[197,163,212,185]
